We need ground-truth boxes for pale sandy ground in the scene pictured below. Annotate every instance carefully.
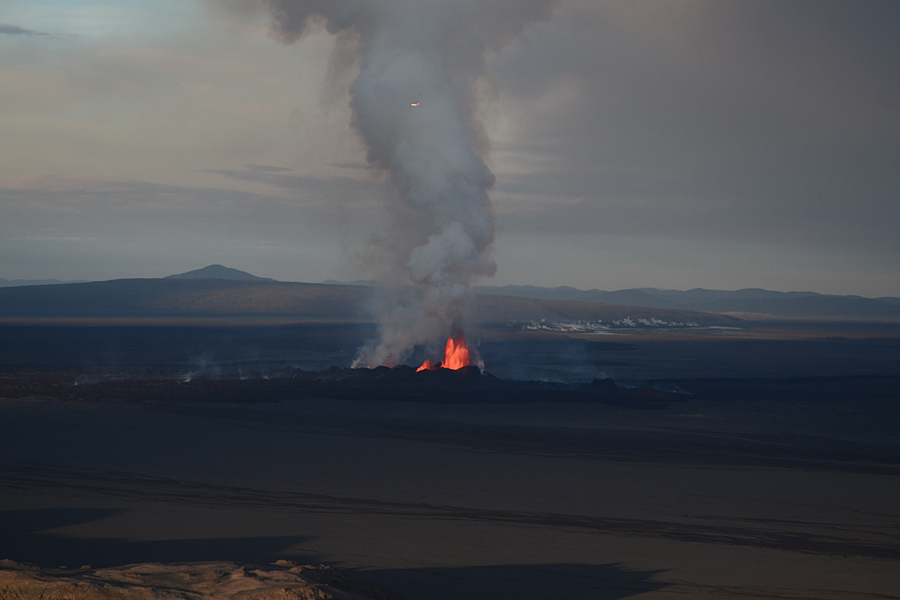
[0,559,399,599]
[2,392,898,600]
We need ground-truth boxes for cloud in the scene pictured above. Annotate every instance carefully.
[244,164,292,173]
[328,161,371,171]
[0,23,47,36]
[13,236,101,243]
[0,175,373,281]
[0,174,383,222]
[485,0,900,257]
[206,166,381,198]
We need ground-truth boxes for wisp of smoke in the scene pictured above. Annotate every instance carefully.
[258,0,554,366]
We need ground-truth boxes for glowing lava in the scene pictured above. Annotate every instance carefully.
[416,333,471,371]
[443,333,471,369]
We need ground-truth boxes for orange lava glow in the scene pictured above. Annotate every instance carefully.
[443,333,471,370]
[416,332,472,371]
[416,359,436,372]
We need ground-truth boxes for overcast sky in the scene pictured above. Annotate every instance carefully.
[2,0,898,296]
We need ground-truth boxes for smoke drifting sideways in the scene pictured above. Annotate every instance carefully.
[254,0,554,367]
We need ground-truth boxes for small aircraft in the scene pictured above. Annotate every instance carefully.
[410,103,420,107]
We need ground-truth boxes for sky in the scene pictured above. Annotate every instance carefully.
[1,0,899,297]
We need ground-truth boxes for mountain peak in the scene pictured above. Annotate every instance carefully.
[164,265,275,282]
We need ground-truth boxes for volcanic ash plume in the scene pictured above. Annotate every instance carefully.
[261,0,554,367]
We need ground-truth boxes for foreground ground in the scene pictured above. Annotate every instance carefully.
[0,560,400,599]
[1,319,899,599]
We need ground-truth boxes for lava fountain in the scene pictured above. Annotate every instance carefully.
[416,332,472,371]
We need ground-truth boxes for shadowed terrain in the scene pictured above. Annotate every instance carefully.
[1,281,899,598]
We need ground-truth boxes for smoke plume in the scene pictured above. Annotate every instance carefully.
[259,0,554,366]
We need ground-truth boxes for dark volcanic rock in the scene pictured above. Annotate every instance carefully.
[0,365,673,407]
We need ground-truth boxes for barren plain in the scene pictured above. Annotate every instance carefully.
[1,299,899,599]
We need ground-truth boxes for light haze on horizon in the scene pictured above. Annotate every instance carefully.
[1,0,899,297]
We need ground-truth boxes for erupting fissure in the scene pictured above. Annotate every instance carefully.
[416,332,472,371]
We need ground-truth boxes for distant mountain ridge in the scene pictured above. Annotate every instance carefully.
[321,279,374,287]
[475,285,900,319]
[165,264,275,282]
[0,277,737,325]
[1,265,898,319]
[0,278,85,288]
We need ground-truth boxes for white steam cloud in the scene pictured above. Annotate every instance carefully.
[259,0,554,366]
